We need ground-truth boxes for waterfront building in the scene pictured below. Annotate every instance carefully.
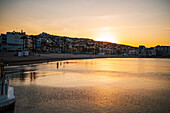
[0,30,26,52]
[153,45,170,56]
[138,45,146,54]
[99,48,113,55]
[1,30,169,57]
[167,47,170,56]
[0,34,7,52]
[35,38,42,52]
[129,50,137,55]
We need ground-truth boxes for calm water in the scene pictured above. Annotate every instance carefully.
[5,58,170,113]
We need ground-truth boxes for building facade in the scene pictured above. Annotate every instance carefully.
[0,31,26,52]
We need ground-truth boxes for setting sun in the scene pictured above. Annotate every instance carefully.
[95,32,118,43]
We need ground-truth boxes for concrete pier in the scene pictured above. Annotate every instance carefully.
[0,87,15,110]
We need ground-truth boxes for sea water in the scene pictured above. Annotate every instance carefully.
[5,58,170,113]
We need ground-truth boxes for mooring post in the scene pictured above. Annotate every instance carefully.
[0,59,5,95]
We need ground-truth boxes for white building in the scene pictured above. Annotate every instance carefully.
[0,30,26,52]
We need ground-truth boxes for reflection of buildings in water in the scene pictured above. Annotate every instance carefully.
[20,69,26,82]
[5,65,37,82]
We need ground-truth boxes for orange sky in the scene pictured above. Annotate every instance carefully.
[0,0,170,47]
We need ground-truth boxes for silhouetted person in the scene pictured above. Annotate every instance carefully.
[20,69,25,82]
[57,62,59,69]
[30,72,32,82]
[30,72,32,79]
[33,72,36,79]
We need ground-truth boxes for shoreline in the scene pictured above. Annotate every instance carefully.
[2,55,138,66]
[0,53,169,66]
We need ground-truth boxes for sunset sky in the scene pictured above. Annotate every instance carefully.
[0,0,170,47]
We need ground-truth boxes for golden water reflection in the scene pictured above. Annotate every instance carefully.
[7,58,170,89]
[6,58,170,112]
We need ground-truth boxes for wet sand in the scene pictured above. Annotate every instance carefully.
[12,85,169,113]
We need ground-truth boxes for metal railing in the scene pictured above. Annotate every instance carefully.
[0,59,9,96]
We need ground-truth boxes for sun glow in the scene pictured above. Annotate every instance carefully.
[95,32,118,43]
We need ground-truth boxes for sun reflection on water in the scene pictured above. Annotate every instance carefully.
[5,58,170,112]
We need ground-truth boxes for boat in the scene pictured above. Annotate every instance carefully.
[0,60,15,111]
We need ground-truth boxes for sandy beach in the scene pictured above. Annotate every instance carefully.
[0,52,138,66]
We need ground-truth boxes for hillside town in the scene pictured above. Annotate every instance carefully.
[0,30,170,57]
